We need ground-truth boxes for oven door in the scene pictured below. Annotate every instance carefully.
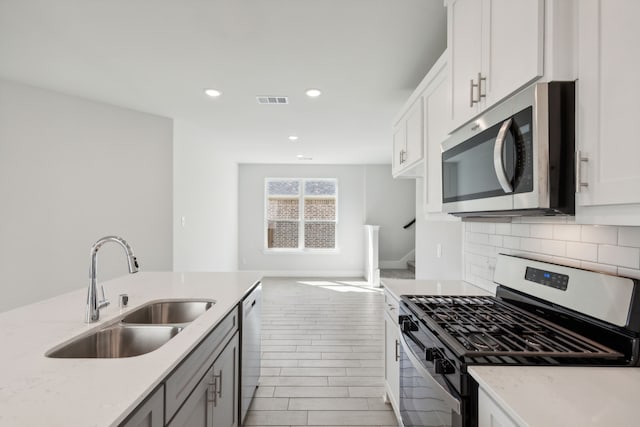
[399,319,462,427]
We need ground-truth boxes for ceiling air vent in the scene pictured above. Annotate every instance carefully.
[257,96,289,105]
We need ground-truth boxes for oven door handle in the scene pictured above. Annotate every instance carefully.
[399,331,461,414]
[493,117,514,194]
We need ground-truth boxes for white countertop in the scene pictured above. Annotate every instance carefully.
[381,278,492,300]
[0,271,261,427]
[470,365,640,427]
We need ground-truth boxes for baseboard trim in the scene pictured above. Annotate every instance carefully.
[256,270,365,278]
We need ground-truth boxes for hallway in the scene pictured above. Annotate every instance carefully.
[244,277,398,427]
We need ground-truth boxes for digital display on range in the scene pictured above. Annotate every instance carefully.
[525,267,569,291]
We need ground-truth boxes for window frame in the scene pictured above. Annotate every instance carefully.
[264,178,339,253]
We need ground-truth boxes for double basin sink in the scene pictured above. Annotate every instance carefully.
[46,300,215,359]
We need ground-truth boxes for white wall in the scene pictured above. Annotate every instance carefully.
[414,177,463,279]
[364,165,416,267]
[463,217,640,293]
[237,164,415,275]
[0,79,173,313]
[173,120,238,272]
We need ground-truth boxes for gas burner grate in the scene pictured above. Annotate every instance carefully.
[404,295,623,359]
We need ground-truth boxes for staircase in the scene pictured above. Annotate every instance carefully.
[380,259,415,280]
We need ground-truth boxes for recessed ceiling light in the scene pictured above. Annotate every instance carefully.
[288,135,299,141]
[204,89,222,97]
[305,88,322,98]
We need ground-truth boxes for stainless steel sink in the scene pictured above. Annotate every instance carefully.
[121,300,215,325]
[46,325,182,358]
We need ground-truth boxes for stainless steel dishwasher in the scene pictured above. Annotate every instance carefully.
[240,282,261,424]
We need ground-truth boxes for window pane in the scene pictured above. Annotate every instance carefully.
[304,222,336,248]
[304,198,336,220]
[304,180,336,196]
[267,221,299,248]
[268,198,299,220]
[268,180,299,195]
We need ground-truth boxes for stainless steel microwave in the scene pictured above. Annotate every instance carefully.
[441,82,575,217]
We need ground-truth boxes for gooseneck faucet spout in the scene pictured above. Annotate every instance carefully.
[86,236,139,323]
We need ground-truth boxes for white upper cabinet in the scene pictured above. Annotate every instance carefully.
[446,0,544,132]
[392,97,424,177]
[576,0,640,225]
[393,52,449,180]
[423,58,450,214]
[448,0,483,127]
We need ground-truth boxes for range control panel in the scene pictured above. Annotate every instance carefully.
[525,267,569,291]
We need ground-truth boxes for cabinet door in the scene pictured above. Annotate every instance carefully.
[384,310,400,412]
[483,0,543,107]
[448,0,482,130]
[478,388,519,427]
[424,70,449,213]
[121,385,164,427]
[167,369,213,427]
[212,333,239,427]
[404,97,424,167]
[577,0,640,207]
[392,124,406,175]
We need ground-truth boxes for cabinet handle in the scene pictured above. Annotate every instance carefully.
[576,151,589,193]
[395,339,400,362]
[208,376,216,404]
[470,78,477,107]
[478,72,486,101]
[470,73,487,107]
[216,371,223,398]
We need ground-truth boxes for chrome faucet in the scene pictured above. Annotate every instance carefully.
[86,236,139,323]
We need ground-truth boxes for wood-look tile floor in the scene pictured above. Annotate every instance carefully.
[244,277,398,427]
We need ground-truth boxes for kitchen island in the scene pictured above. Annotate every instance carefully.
[0,271,261,426]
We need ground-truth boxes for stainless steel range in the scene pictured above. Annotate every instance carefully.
[398,254,640,427]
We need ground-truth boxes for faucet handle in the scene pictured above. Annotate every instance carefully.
[98,285,110,308]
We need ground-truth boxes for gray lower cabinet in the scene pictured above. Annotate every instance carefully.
[212,332,239,427]
[120,305,241,427]
[168,332,239,427]
[121,385,164,427]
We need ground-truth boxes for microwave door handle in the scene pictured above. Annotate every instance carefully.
[493,118,514,193]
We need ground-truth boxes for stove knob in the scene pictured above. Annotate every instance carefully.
[425,347,439,361]
[435,358,455,375]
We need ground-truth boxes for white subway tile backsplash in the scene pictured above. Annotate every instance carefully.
[598,245,640,269]
[511,224,530,237]
[581,226,617,245]
[580,261,618,275]
[552,224,581,241]
[566,242,598,262]
[463,219,640,289]
[619,227,640,248]
[467,232,489,245]
[495,223,512,235]
[520,238,542,253]
[530,224,553,239]
[539,239,566,257]
[502,236,520,249]
[489,235,503,247]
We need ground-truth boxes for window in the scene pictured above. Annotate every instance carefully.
[265,178,337,250]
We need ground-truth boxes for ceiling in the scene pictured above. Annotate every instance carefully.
[0,0,446,164]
